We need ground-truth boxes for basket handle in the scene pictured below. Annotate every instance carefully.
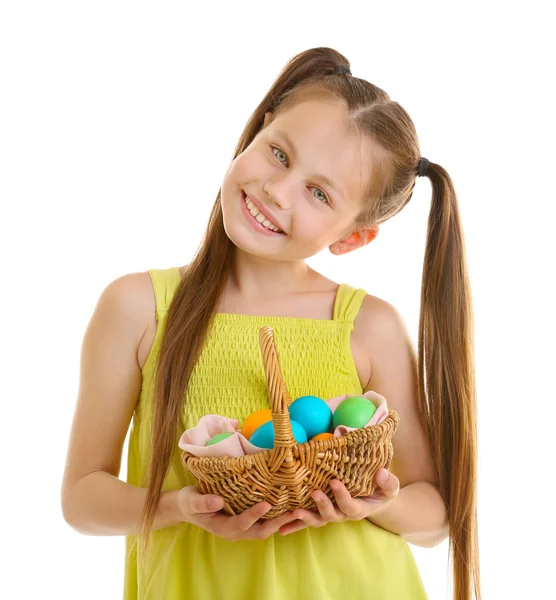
[258,326,296,451]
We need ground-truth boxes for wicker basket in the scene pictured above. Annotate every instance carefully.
[182,325,400,518]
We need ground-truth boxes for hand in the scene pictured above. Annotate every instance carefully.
[176,486,297,541]
[279,468,400,536]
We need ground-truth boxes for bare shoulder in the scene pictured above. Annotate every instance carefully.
[108,270,156,318]
[358,293,438,488]
[358,292,407,330]
[354,293,410,380]
[111,271,159,370]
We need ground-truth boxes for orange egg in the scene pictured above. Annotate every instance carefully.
[312,432,334,441]
[240,409,273,440]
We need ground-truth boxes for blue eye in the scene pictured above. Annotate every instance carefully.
[271,146,330,205]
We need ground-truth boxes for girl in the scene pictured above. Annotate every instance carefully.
[62,47,480,600]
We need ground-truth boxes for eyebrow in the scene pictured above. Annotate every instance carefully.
[274,129,346,201]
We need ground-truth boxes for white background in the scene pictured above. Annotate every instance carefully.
[2,1,555,599]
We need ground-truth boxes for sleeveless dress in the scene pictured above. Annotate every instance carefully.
[123,267,429,600]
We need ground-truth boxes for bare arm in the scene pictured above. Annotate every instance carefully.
[359,296,449,547]
[367,481,448,548]
[60,272,179,536]
[64,471,183,536]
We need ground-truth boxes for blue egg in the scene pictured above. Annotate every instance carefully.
[250,419,308,449]
[288,395,333,439]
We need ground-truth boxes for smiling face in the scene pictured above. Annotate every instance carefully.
[220,97,378,261]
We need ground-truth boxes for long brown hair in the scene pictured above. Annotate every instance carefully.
[136,47,480,600]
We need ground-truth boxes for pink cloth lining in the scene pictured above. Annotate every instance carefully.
[178,391,388,458]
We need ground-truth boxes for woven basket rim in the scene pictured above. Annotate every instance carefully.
[183,408,399,468]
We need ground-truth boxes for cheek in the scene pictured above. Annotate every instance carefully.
[221,155,243,188]
[220,157,249,210]
[291,217,333,249]
[225,147,267,181]
[303,215,331,236]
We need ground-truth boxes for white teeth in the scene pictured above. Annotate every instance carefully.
[244,195,283,232]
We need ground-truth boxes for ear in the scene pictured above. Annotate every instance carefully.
[329,225,379,255]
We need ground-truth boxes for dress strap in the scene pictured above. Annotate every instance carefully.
[333,283,367,324]
[147,267,182,321]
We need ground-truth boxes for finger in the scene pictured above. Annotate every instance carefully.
[376,469,400,498]
[198,502,272,539]
[228,508,296,540]
[196,510,234,532]
[329,480,361,518]
[292,508,327,528]
[257,511,298,537]
[279,519,309,536]
[312,490,344,522]
[188,488,225,515]
[230,502,273,533]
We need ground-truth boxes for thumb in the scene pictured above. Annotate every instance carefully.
[376,469,400,495]
[181,486,225,516]
[196,493,225,514]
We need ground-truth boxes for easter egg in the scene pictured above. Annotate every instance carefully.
[288,395,333,439]
[250,420,308,449]
[240,408,273,440]
[332,396,377,429]
[312,432,334,441]
[206,432,234,446]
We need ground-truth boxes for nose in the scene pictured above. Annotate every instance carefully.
[263,180,293,210]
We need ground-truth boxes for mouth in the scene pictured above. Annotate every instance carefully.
[241,191,287,236]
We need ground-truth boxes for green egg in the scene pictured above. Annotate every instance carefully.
[206,432,234,446]
[332,396,377,429]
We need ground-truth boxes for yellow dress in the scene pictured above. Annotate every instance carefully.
[123,267,429,600]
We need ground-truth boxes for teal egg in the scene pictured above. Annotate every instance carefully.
[250,419,308,449]
[332,396,377,429]
[288,395,333,439]
[206,432,234,446]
